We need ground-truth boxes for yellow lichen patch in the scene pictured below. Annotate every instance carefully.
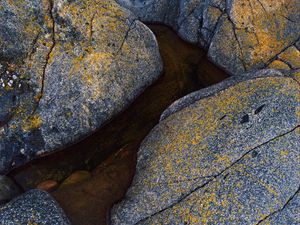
[207,6,222,26]
[178,207,200,224]
[22,115,42,132]
[278,46,300,69]
[295,70,300,83]
[280,150,289,156]
[27,221,38,225]
[83,51,113,74]
[56,0,129,42]
[268,60,290,70]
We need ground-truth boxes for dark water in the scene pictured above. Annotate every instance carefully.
[8,25,229,224]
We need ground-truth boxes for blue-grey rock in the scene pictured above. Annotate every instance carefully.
[0,0,162,173]
[260,191,300,225]
[0,189,70,224]
[160,69,297,121]
[111,70,300,225]
[117,0,300,75]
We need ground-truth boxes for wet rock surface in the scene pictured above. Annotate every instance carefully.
[52,145,137,225]
[0,0,162,173]
[117,0,300,75]
[0,189,70,225]
[111,70,300,224]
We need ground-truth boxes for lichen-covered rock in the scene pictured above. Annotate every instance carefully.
[111,70,300,224]
[160,69,299,120]
[0,189,70,224]
[117,0,300,75]
[0,0,162,173]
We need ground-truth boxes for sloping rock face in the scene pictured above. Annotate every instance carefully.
[0,0,162,173]
[0,189,70,224]
[117,0,300,75]
[111,70,300,224]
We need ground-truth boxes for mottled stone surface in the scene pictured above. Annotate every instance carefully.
[0,0,162,173]
[111,70,300,224]
[160,69,297,120]
[117,0,300,75]
[0,189,70,224]
[260,191,300,225]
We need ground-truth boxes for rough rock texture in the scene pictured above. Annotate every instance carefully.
[111,70,300,224]
[117,0,300,75]
[0,0,162,173]
[0,189,70,224]
[260,191,300,225]
[160,69,299,120]
[0,176,21,205]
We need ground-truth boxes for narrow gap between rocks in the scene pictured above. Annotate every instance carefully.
[8,24,229,225]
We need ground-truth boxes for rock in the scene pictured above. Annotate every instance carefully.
[37,180,58,192]
[0,0,162,173]
[0,189,70,224]
[0,176,22,205]
[160,69,292,121]
[117,0,300,75]
[59,170,91,189]
[111,70,300,224]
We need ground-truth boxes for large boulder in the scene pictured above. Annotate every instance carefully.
[111,69,300,224]
[0,189,70,224]
[117,0,300,75]
[0,0,162,173]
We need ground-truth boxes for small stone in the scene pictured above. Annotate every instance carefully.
[37,180,58,192]
[59,171,91,189]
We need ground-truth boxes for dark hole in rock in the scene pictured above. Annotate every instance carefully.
[252,150,258,158]
[241,114,250,124]
[254,104,266,115]
[8,25,229,225]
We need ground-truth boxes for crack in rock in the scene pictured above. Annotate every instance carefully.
[134,125,300,224]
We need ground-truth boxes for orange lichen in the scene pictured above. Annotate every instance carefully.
[229,0,299,69]
[268,60,290,70]
[278,46,300,69]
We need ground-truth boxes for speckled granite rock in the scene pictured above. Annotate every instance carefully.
[160,69,299,120]
[0,189,70,224]
[0,0,162,173]
[117,0,300,75]
[111,70,300,224]
[0,176,21,205]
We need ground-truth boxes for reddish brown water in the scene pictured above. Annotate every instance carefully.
[9,25,229,225]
